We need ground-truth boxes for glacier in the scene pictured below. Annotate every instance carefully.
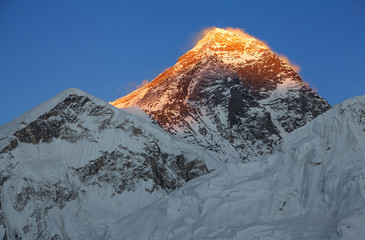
[106,95,365,240]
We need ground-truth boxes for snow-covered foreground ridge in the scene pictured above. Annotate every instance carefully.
[107,95,365,240]
[0,88,219,239]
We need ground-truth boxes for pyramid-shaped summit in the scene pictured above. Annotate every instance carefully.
[112,27,330,162]
[188,27,269,57]
[112,28,270,109]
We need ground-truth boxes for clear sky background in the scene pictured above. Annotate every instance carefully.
[1,0,364,125]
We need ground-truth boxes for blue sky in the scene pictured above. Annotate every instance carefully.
[1,0,364,125]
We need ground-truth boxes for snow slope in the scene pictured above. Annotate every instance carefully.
[0,88,218,239]
[106,95,365,240]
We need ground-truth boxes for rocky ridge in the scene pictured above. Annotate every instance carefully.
[0,88,216,239]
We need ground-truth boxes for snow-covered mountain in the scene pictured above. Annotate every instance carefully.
[0,88,218,239]
[1,27,361,240]
[106,95,365,240]
[111,28,330,162]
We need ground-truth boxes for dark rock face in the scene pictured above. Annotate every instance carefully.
[121,53,331,162]
[263,85,331,133]
[0,139,18,154]
[75,148,209,194]
[231,52,331,134]
[10,94,119,146]
[14,180,79,212]
[0,163,17,240]
[233,52,298,93]
[11,179,79,239]
[13,95,102,144]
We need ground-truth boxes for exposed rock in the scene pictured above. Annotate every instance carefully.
[0,139,18,154]
[13,179,79,212]
[75,147,210,195]
[12,94,113,144]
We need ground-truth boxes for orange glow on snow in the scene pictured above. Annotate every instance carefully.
[278,55,301,73]
[194,27,301,73]
[224,27,257,40]
[193,27,256,45]
[192,27,266,49]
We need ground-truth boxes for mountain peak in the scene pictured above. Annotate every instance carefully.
[111,27,330,162]
[111,28,272,109]
[190,27,269,55]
